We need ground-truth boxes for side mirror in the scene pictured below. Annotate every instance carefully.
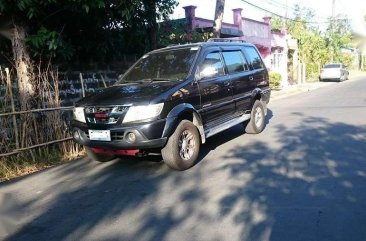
[197,66,218,80]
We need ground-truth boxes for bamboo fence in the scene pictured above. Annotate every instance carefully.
[0,66,81,160]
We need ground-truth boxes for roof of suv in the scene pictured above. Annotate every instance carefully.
[152,41,257,53]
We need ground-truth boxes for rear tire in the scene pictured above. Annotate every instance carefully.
[245,100,266,134]
[161,120,200,171]
[85,147,115,162]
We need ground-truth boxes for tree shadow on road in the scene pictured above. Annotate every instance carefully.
[217,116,366,241]
[3,112,366,241]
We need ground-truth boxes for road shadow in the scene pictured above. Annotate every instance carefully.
[195,108,274,166]
[215,116,366,241]
[2,113,366,241]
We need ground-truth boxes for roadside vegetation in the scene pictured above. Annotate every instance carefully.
[269,72,282,89]
[0,66,82,181]
[0,0,178,181]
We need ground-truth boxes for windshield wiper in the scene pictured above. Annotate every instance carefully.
[120,78,180,83]
[151,78,176,82]
[121,79,152,83]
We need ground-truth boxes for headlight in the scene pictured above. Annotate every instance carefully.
[123,103,164,123]
[73,107,86,123]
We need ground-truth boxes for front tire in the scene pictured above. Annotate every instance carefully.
[245,100,266,134]
[161,120,200,171]
[85,147,115,162]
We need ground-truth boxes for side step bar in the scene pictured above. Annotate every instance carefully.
[205,114,251,139]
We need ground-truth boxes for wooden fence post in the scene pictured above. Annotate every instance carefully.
[5,68,20,149]
[100,74,107,88]
[79,73,85,97]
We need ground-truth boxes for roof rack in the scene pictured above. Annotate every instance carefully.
[167,43,180,47]
[207,38,246,43]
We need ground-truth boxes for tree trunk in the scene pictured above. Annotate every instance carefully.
[213,0,225,38]
[10,24,35,111]
[0,23,37,149]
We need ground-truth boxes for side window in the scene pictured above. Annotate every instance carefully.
[222,51,249,74]
[244,46,264,70]
[198,52,225,79]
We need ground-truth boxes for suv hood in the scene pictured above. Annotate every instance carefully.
[77,81,177,106]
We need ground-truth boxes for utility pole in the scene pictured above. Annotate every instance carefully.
[330,0,336,62]
[213,0,225,38]
[285,0,288,28]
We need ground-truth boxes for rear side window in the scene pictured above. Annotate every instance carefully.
[199,52,225,78]
[244,46,264,70]
[222,51,248,74]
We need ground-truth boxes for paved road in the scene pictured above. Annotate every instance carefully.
[1,76,366,241]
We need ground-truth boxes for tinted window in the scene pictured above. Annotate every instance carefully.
[199,52,225,78]
[222,51,248,74]
[324,64,341,68]
[244,46,264,70]
[120,48,198,82]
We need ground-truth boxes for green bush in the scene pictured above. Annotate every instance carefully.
[269,72,282,89]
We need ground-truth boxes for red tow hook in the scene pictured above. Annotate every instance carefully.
[91,148,139,156]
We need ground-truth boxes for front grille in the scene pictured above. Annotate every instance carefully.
[85,106,128,114]
[85,105,129,124]
[87,117,119,124]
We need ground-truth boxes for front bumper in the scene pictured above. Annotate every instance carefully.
[72,119,167,149]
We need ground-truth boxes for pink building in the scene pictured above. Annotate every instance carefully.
[182,5,299,86]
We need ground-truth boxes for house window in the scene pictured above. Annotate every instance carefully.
[272,52,283,70]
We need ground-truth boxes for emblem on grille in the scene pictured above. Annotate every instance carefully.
[85,106,129,124]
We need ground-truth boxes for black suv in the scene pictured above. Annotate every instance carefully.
[72,39,271,170]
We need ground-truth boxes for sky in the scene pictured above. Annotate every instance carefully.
[171,0,366,35]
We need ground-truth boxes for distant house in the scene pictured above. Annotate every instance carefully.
[350,31,366,70]
[181,5,299,86]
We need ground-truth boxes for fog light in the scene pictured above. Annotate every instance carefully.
[126,132,136,143]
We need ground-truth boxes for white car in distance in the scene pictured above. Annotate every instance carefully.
[319,63,349,82]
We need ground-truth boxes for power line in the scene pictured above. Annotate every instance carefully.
[268,0,331,19]
[240,0,331,25]
[261,0,288,9]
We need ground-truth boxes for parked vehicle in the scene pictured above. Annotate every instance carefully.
[72,39,271,170]
[319,63,349,82]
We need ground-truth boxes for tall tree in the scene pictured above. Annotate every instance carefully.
[0,0,106,109]
[213,0,225,38]
[325,17,351,63]
[0,0,178,63]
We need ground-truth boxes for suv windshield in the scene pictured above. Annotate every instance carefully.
[120,47,199,83]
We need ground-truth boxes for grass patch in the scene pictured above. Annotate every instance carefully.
[0,147,83,182]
